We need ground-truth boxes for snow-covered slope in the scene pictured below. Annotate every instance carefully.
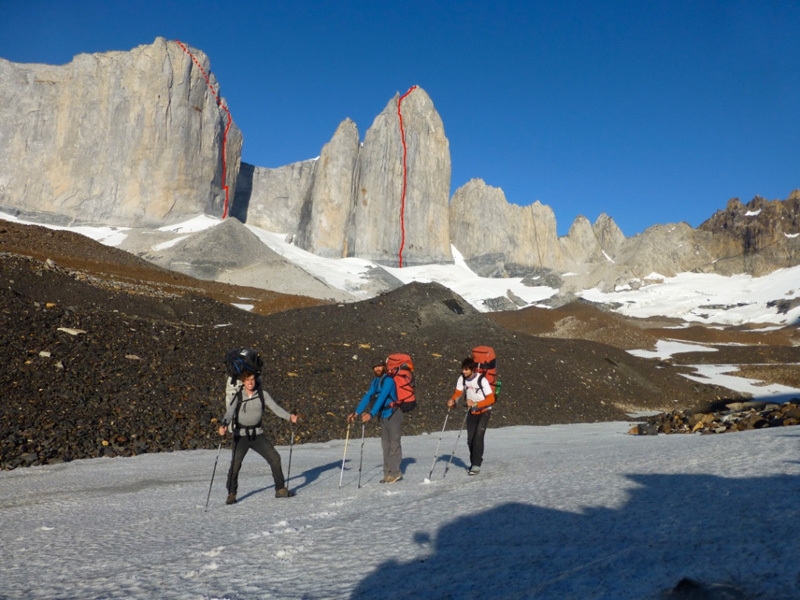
[1,422,798,599]
[4,211,800,327]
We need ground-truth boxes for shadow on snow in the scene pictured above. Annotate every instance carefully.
[351,469,800,599]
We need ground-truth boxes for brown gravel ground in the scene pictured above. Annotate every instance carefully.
[489,302,800,387]
[1,220,797,469]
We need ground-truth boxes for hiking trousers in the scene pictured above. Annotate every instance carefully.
[226,433,285,494]
[466,410,491,468]
[380,409,403,478]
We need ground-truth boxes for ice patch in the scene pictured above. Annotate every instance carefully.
[157,215,221,234]
[627,340,718,360]
[151,235,188,251]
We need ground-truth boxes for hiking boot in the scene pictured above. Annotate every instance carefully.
[383,474,403,484]
[275,488,296,498]
[468,466,480,476]
[226,493,237,505]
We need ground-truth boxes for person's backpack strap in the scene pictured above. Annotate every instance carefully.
[379,373,393,412]
[461,373,486,398]
[369,373,385,406]
[232,388,266,440]
[232,387,266,422]
[232,388,243,428]
[256,387,267,414]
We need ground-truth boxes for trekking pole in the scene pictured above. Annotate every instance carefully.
[443,408,469,480]
[357,423,366,489]
[338,422,352,489]
[426,409,451,481]
[204,441,223,512]
[286,425,295,485]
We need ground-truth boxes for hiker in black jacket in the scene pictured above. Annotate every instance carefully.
[218,370,298,503]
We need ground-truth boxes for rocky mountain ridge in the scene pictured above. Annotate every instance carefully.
[234,87,453,267]
[698,191,800,276]
[1,39,799,298]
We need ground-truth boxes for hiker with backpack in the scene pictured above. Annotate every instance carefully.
[347,357,403,484]
[447,357,496,475]
[218,369,298,503]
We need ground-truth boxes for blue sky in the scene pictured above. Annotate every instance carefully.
[2,1,798,236]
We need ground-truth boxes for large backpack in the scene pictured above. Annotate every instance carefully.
[386,353,417,413]
[225,348,263,379]
[224,348,263,408]
[471,346,499,397]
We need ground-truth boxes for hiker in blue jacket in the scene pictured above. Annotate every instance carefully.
[347,357,402,483]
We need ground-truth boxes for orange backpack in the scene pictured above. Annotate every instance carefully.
[386,353,417,412]
[471,346,499,396]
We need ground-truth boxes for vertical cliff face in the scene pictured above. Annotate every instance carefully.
[296,119,360,258]
[243,86,453,266]
[234,159,318,235]
[234,120,360,257]
[350,87,452,266]
[559,215,604,265]
[593,213,626,256]
[448,179,512,276]
[449,179,568,275]
[0,38,241,226]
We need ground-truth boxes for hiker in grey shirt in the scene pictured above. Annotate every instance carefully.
[218,370,298,503]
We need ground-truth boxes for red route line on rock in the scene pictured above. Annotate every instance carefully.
[175,40,233,219]
[396,85,417,268]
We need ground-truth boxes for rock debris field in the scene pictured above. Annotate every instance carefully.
[2,220,799,469]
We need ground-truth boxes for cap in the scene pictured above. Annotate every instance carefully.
[371,356,387,367]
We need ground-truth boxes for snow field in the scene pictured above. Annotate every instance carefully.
[1,423,799,599]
